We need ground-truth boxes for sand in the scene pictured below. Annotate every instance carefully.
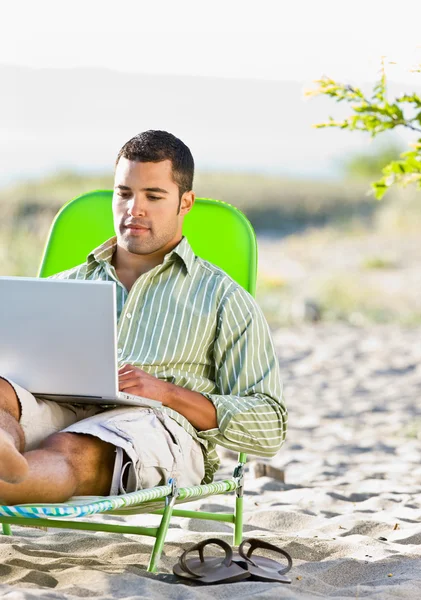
[1,323,421,599]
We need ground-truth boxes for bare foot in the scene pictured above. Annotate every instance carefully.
[0,430,29,484]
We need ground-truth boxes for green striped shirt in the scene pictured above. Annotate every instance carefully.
[51,236,288,483]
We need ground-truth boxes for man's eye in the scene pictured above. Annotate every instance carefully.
[147,196,161,201]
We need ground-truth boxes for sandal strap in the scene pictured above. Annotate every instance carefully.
[238,538,293,574]
[179,538,233,577]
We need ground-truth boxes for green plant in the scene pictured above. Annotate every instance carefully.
[342,144,403,180]
[317,275,396,323]
[361,256,398,270]
[308,58,421,199]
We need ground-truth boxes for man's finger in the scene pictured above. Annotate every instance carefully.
[118,370,140,381]
[119,383,142,396]
[118,378,141,391]
[119,376,141,388]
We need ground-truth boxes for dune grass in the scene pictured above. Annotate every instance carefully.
[1,170,421,326]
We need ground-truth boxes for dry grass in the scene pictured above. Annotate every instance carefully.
[1,170,421,325]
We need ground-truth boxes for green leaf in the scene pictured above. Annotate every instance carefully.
[372,59,387,102]
[309,60,421,197]
[396,93,421,108]
[371,181,388,199]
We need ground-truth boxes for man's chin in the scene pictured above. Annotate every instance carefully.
[120,240,157,256]
[127,244,153,256]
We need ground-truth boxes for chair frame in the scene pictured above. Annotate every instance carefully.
[0,192,256,572]
[1,457,247,572]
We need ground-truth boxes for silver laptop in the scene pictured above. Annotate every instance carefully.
[0,277,162,408]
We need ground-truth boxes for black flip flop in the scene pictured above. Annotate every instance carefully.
[238,538,293,583]
[173,538,250,584]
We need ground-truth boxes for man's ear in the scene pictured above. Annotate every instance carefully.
[180,191,195,215]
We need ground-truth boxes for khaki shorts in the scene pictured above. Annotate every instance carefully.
[2,377,205,496]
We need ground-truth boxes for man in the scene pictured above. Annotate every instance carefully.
[0,130,287,505]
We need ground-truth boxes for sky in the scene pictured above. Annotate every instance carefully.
[1,0,421,84]
[1,0,420,184]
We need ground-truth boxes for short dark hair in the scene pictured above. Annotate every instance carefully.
[116,130,194,197]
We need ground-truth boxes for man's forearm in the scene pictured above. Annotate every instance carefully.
[163,383,218,431]
[118,364,218,431]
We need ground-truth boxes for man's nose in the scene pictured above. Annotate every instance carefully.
[128,197,146,216]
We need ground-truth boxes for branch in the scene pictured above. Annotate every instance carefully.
[308,61,421,198]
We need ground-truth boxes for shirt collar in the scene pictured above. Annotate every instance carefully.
[86,237,117,277]
[168,236,196,276]
[86,236,196,277]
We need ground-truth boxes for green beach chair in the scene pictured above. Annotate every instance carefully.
[0,191,258,573]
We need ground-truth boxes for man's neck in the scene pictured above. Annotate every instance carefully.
[111,239,181,291]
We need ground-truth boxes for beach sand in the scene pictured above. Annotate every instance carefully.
[1,323,421,599]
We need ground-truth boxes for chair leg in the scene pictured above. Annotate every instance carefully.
[2,523,12,535]
[234,495,243,546]
[233,461,245,546]
[147,478,179,573]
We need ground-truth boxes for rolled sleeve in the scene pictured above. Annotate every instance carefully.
[197,286,288,457]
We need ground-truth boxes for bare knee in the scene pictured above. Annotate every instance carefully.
[0,378,21,421]
[39,432,116,496]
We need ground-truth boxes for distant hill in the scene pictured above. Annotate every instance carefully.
[1,65,419,184]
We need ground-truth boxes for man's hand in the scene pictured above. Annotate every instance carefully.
[118,364,172,404]
[118,364,218,431]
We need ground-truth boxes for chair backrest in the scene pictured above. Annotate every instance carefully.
[38,191,257,296]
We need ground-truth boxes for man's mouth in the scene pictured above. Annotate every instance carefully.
[124,222,150,234]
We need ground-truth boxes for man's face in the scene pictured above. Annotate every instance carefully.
[113,158,193,256]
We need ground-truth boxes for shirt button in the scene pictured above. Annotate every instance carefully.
[118,348,123,354]
[126,313,132,319]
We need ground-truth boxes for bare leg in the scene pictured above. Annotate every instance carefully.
[0,431,116,505]
[0,378,115,504]
[0,379,29,483]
